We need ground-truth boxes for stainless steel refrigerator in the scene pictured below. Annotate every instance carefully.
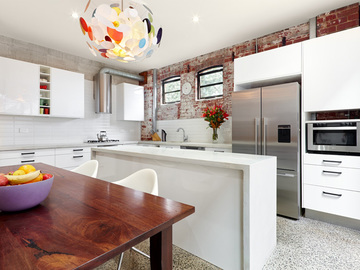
[232,82,301,219]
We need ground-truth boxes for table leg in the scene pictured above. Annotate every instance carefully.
[150,226,173,269]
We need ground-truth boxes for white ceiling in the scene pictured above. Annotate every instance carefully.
[0,0,356,73]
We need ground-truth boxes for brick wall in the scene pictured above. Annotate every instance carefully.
[317,3,359,37]
[141,3,359,141]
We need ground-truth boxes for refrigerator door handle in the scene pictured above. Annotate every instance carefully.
[262,117,267,155]
[255,118,260,155]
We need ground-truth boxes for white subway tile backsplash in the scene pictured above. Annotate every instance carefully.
[0,80,141,147]
[157,117,232,144]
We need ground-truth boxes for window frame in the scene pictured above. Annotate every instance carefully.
[197,65,224,100]
[162,75,181,104]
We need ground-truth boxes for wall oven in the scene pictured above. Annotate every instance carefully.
[307,120,360,155]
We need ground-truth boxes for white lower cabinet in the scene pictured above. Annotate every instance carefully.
[0,147,91,171]
[205,147,231,153]
[0,149,55,167]
[303,185,360,220]
[159,145,180,149]
[55,147,91,170]
[303,153,360,220]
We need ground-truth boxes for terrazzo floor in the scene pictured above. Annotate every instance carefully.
[95,216,360,270]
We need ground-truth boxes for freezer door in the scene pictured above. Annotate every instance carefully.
[277,168,301,219]
[232,88,261,155]
[261,82,300,170]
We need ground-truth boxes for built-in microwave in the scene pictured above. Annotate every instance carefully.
[307,120,360,155]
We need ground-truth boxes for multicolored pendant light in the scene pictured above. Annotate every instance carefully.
[79,0,163,63]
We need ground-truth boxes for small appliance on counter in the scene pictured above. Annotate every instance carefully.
[161,129,167,142]
[87,131,121,147]
[97,131,108,142]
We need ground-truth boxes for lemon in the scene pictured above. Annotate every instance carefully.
[18,164,36,174]
[13,170,25,176]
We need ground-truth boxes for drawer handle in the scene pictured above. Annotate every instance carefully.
[73,155,84,159]
[214,150,225,153]
[322,191,342,198]
[277,173,295,178]
[322,160,342,165]
[21,152,35,155]
[73,149,83,152]
[322,170,342,175]
[21,160,35,163]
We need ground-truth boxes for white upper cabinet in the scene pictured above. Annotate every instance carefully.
[234,43,302,89]
[303,27,360,112]
[0,56,39,115]
[51,67,85,118]
[116,83,144,121]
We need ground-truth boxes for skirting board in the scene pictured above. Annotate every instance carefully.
[305,209,360,231]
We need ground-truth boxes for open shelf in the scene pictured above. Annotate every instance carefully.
[39,66,51,115]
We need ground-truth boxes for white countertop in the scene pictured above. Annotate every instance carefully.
[138,140,232,149]
[0,141,231,152]
[0,141,137,152]
[92,145,274,170]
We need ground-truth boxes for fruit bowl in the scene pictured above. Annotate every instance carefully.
[0,176,54,212]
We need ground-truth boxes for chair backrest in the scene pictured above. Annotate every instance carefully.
[113,169,158,195]
[71,160,99,178]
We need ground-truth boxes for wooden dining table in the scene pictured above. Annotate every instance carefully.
[0,163,195,270]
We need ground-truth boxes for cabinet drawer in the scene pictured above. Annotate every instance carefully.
[55,152,91,168]
[205,147,232,153]
[303,184,360,220]
[55,147,91,155]
[0,156,55,167]
[304,164,360,192]
[0,149,55,160]
[304,153,360,169]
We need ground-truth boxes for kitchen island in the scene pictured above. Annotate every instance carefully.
[92,145,276,270]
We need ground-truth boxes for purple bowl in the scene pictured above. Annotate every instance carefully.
[0,176,54,212]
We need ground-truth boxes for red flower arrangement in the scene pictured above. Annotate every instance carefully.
[202,104,229,141]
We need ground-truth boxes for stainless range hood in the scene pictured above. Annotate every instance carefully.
[94,68,145,114]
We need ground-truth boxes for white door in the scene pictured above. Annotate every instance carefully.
[0,56,39,115]
[51,67,84,118]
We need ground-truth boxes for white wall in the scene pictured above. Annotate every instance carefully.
[0,80,141,146]
[157,117,232,144]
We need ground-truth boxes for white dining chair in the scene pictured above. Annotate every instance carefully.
[71,160,99,178]
[113,168,158,270]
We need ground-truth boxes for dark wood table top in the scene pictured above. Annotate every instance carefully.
[0,163,195,270]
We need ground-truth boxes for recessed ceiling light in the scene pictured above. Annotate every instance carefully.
[72,12,79,19]
[193,15,199,23]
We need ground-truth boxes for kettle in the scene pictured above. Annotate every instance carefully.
[161,129,167,142]
[97,131,108,142]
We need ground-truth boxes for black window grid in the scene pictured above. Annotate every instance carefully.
[162,76,181,104]
[197,65,224,100]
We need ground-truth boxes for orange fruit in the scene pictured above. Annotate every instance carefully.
[26,173,43,184]
[18,164,36,174]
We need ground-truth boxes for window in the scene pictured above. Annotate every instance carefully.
[197,65,223,99]
[162,76,180,104]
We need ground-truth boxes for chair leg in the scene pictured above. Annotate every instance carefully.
[132,247,150,259]
[117,252,124,270]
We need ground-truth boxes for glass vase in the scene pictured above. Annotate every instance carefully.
[212,128,218,143]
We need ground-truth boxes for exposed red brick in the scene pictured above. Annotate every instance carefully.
[140,3,359,140]
[337,20,359,31]
[325,14,337,21]
[317,3,359,37]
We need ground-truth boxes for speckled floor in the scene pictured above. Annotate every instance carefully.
[263,216,360,270]
[95,216,360,270]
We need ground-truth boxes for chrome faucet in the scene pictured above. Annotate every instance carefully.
[176,127,188,142]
